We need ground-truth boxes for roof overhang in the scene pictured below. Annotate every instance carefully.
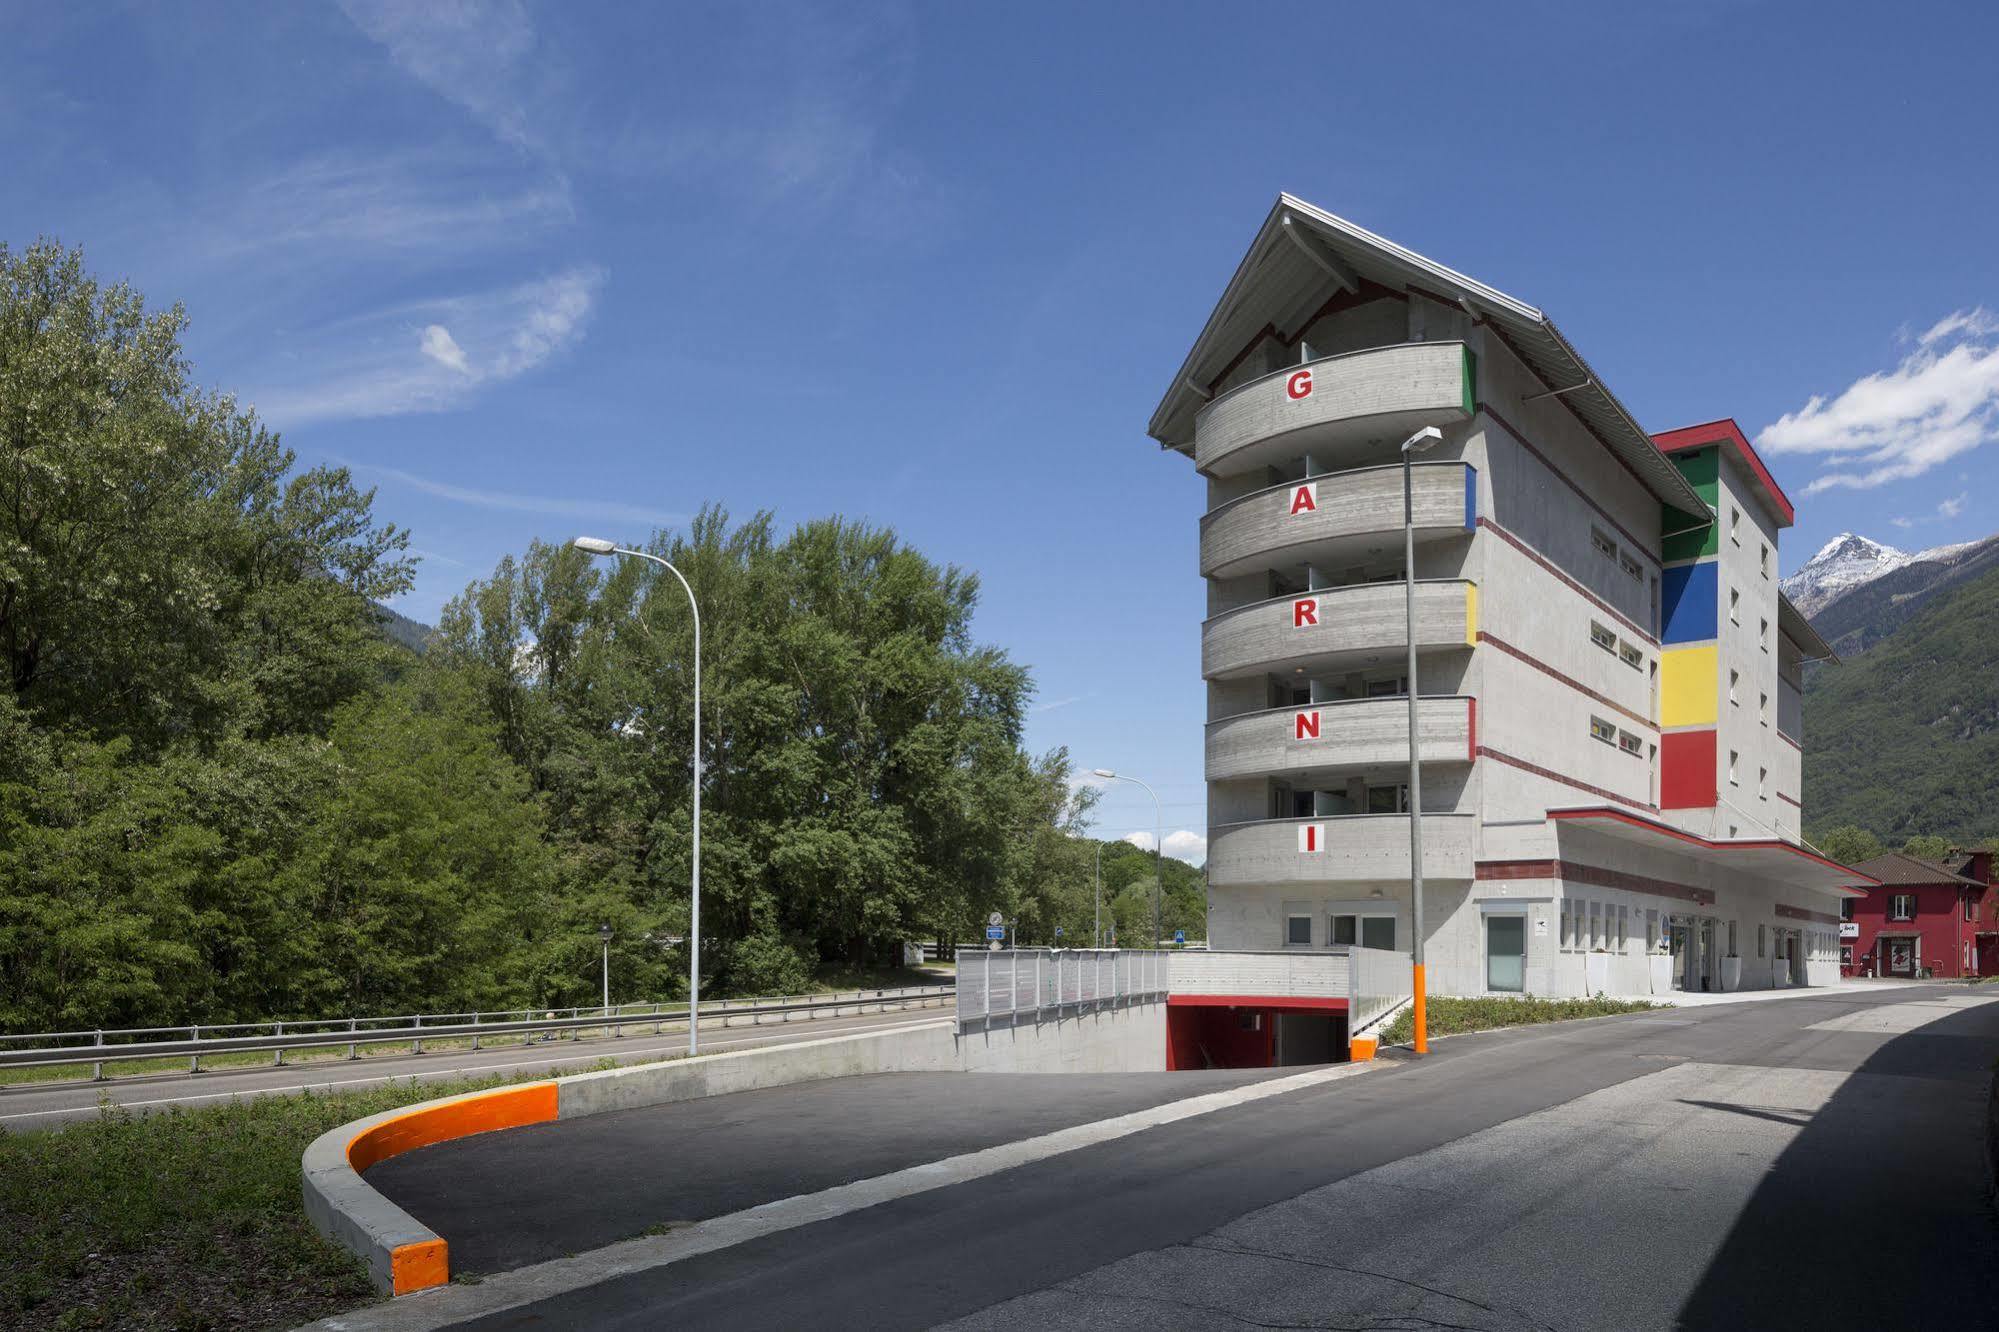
[1651,418,1796,528]
[1548,807,1877,897]
[1147,194,1708,520]
[1779,591,1837,663]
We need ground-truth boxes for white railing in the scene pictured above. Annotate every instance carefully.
[1346,945,1414,1034]
[956,950,1168,1026]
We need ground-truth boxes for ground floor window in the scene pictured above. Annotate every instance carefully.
[1328,913,1395,950]
[1286,914,1312,946]
[1841,944,1854,967]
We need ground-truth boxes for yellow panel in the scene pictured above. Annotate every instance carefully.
[1464,583,1478,645]
[1659,645,1719,727]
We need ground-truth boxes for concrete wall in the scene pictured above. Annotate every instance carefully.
[1199,461,1468,579]
[1206,695,1472,782]
[955,1002,1165,1073]
[1202,579,1472,679]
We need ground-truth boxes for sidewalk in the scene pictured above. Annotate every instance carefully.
[1605,978,1929,1008]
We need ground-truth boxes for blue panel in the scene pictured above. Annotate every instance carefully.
[1661,561,1718,645]
[1463,463,1478,529]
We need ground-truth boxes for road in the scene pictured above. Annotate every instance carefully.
[0,1002,947,1130]
[325,983,1999,1331]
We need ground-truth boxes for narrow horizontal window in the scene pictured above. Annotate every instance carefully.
[1619,551,1642,581]
[1618,730,1642,756]
[1590,716,1617,745]
[1590,621,1616,653]
[1619,640,1642,670]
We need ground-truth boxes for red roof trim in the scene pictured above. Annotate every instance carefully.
[1166,994,1349,1011]
[1651,417,1796,528]
[1547,806,1881,885]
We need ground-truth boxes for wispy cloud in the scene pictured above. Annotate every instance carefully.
[366,464,685,530]
[1031,694,1087,715]
[1121,829,1208,866]
[246,266,605,425]
[1939,490,1970,519]
[336,0,542,150]
[1757,307,1999,494]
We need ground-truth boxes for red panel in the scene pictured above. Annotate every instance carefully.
[1166,1004,1275,1070]
[1659,730,1718,810]
[1653,418,1796,527]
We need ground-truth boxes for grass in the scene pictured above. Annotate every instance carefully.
[1378,994,1664,1046]
[0,1065,609,1331]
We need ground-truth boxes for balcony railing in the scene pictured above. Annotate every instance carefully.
[1201,460,1474,580]
[1194,341,1474,477]
[1206,695,1475,782]
[1202,579,1475,680]
[1207,813,1476,886]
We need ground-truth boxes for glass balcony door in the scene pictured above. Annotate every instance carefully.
[1486,914,1525,992]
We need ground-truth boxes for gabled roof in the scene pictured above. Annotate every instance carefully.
[1851,852,1987,889]
[1651,418,1796,528]
[1147,195,1708,520]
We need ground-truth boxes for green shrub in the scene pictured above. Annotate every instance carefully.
[1380,994,1662,1046]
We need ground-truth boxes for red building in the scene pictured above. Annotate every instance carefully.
[1842,852,1992,978]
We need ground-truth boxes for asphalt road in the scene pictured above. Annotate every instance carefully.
[343,983,1999,1331]
[0,1002,948,1130]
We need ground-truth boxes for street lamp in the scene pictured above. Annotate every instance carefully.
[1399,425,1444,1056]
[573,536,704,1056]
[1094,840,1103,947]
[1092,769,1163,946]
[597,923,613,1014]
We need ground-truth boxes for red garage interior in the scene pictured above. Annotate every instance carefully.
[1165,995,1351,1070]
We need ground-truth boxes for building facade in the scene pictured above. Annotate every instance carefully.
[1842,852,1992,978]
[1146,195,1872,1000]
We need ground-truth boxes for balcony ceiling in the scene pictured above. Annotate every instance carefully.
[1548,808,1879,897]
[1149,194,1709,521]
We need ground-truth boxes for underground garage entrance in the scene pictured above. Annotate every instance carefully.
[1165,996,1349,1070]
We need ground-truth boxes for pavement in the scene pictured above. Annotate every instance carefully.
[0,1004,945,1130]
[313,981,1999,1332]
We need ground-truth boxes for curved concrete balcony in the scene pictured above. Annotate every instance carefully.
[1206,696,1475,783]
[1194,341,1475,478]
[1207,813,1475,888]
[1202,579,1475,681]
[1200,461,1474,580]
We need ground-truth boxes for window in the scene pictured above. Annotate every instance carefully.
[1591,527,1616,560]
[1730,505,1741,544]
[1330,914,1357,945]
[1590,621,1616,653]
[1888,894,1916,921]
[1760,544,1770,579]
[1366,784,1409,814]
[1618,730,1642,756]
[1617,905,1628,949]
[1757,924,1767,958]
[1589,901,1602,950]
[1361,917,1395,950]
[1757,766,1767,798]
[1728,750,1739,784]
[1590,717,1617,746]
[1620,551,1641,581]
[1728,920,1738,957]
[1761,618,1770,652]
[1729,669,1739,704]
[1619,640,1642,670]
[1286,915,1313,946]
[1364,677,1408,698]
[1729,587,1740,624]
[1840,896,1855,922]
[1841,944,1854,968]
[1760,692,1769,725]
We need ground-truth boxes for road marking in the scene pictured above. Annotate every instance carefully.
[0,1013,949,1125]
[300,1060,1379,1331]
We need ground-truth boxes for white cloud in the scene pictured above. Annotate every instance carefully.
[1891,516,1915,529]
[420,324,470,374]
[1939,491,1969,519]
[1756,309,1999,494]
[337,0,541,150]
[248,266,605,425]
[1121,829,1208,866]
[366,464,685,530]
[1031,694,1086,715]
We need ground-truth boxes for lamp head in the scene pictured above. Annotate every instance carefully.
[597,923,613,942]
[572,536,618,555]
[1091,768,1117,780]
[1401,426,1444,454]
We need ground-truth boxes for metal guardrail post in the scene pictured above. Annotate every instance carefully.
[347,1017,359,1061]
[470,1012,481,1052]
[274,1021,284,1067]
[189,1026,199,1074]
[92,1030,104,1082]
[412,1015,423,1055]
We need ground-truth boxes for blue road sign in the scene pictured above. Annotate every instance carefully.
[1055,926,1064,938]
[985,926,1006,940]
[1174,930,1186,944]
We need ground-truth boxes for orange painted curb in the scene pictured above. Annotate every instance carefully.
[390,1238,449,1295]
[1348,1037,1378,1062]
[348,1082,559,1173]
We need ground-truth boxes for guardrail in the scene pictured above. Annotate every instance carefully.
[956,949,1168,1028]
[0,986,954,1080]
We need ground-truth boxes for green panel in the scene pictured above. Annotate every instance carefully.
[1661,520,1718,563]
[1461,347,1478,415]
[1671,445,1719,506]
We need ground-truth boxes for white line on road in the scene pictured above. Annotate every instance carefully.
[301,1059,1379,1331]
[0,1012,947,1125]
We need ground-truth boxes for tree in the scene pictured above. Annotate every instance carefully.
[1812,825,1883,867]
[1901,833,1950,862]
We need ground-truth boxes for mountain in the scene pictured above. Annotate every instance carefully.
[1781,534,1917,616]
[1802,559,1999,843]
[373,602,435,652]
[1808,534,1999,657]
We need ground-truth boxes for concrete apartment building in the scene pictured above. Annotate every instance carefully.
[1146,194,1873,999]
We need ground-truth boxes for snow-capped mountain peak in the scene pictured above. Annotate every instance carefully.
[1781,533,1914,616]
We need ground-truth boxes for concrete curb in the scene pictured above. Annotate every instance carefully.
[301,1018,955,1297]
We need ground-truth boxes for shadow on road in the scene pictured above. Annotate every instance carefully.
[1675,999,1999,1329]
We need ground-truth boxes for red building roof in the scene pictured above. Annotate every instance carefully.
[1652,417,1796,528]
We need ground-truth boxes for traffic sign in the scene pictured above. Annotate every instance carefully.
[1174,930,1186,944]
[985,926,1006,940]
[1055,926,1064,938]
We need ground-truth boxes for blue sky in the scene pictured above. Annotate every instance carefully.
[7,1,1997,863]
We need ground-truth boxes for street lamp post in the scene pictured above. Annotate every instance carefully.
[597,923,613,1014]
[1092,769,1163,946]
[1094,840,1103,947]
[1399,425,1444,1056]
[573,537,704,1056]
